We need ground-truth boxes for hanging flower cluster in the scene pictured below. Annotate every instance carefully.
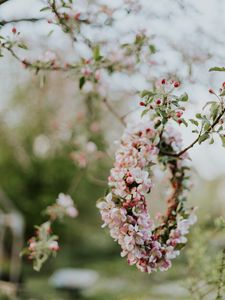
[97,79,225,273]
[97,121,197,273]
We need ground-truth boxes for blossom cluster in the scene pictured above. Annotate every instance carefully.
[46,193,78,220]
[25,221,59,271]
[23,193,78,271]
[97,122,197,273]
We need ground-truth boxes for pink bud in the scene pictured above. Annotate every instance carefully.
[176,111,183,118]
[126,176,134,185]
[74,12,81,20]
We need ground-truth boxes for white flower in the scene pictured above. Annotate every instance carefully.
[56,193,74,208]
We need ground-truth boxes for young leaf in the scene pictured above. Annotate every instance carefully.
[220,135,225,147]
[196,113,202,119]
[140,90,150,98]
[209,66,225,72]
[220,90,225,96]
[181,119,188,127]
[149,44,156,54]
[198,133,210,144]
[180,93,188,102]
[93,45,101,61]
[209,137,214,144]
[204,123,211,131]
[203,101,217,110]
[79,76,85,89]
[189,119,199,126]
[18,43,28,50]
[40,6,51,12]
[141,109,149,118]
[140,90,156,98]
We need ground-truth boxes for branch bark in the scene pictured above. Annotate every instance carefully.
[0,18,45,26]
[162,106,225,158]
[103,98,126,126]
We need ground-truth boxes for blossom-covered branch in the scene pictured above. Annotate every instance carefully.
[140,80,225,158]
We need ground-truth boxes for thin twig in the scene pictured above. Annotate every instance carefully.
[103,98,126,126]
[162,107,225,158]
[121,107,139,122]
[0,18,45,26]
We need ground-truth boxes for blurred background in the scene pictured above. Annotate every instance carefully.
[0,0,224,299]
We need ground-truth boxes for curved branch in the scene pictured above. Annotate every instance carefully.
[162,106,225,158]
[176,107,225,157]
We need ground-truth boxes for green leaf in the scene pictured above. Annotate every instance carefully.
[154,120,161,129]
[189,119,199,126]
[215,216,225,229]
[40,6,51,12]
[181,118,188,127]
[220,135,225,147]
[47,29,54,37]
[209,137,214,144]
[175,243,186,250]
[220,90,225,96]
[141,109,149,118]
[93,45,101,61]
[79,76,85,89]
[195,113,202,119]
[180,93,188,102]
[204,123,211,131]
[140,90,156,98]
[140,90,150,97]
[210,103,219,121]
[203,101,217,110]
[209,66,225,72]
[149,44,156,54]
[18,43,28,50]
[198,133,210,144]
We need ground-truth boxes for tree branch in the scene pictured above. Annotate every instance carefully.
[177,107,225,157]
[103,98,126,126]
[162,106,225,158]
[0,18,45,26]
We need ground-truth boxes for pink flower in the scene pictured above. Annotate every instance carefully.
[97,120,196,274]
[48,241,59,252]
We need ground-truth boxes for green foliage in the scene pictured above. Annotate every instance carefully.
[209,67,225,72]
[185,219,225,300]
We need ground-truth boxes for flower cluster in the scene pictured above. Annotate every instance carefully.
[23,193,78,271]
[46,193,78,220]
[25,221,59,271]
[97,122,197,273]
